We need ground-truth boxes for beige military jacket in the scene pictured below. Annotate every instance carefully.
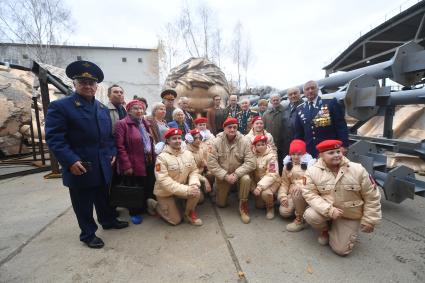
[251,146,280,192]
[244,129,277,153]
[302,156,382,226]
[278,163,308,201]
[208,132,256,180]
[154,145,200,198]
[186,143,208,182]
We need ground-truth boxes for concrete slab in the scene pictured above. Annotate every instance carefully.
[0,174,424,283]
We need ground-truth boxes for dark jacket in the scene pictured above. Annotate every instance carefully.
[294,96,349,157]
[45,93,116,188]
[114,116,155,176]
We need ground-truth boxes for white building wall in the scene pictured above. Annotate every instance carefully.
[0,44,160,109]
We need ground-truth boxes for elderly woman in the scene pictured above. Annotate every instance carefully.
[145,102,169,144]
[115,99,156,224]
[168,108,190,140]
[245,116,277,153]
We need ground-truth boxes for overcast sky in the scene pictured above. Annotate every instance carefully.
[63,0,415,89]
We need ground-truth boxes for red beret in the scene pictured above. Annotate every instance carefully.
[252,135,268,145]
[126,99,145,112]
[190,128,200,136]
[289,139,306,155]
[223,117,238,128]
[251,116,262,124]
[194,117,208,124]
[164,128,182,139]
[316,139,343,153]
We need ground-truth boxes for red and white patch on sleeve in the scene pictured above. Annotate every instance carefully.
[268,160,277,173]
[302,176,307,186]
[155,163,161,172]
[369,174,377,189]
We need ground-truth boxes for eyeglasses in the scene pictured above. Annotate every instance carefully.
[76,79,97,86]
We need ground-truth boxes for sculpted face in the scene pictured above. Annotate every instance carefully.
[303,81,318,102]
[320,149,343,167]
[167,135,182,150]
[74,79,97,100]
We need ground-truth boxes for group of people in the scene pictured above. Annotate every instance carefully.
[45,60,382,257]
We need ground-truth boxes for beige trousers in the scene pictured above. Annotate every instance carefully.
[279,193,307,218]
[304,207,361,256]
[156,194,200,225]
[215,175,251,207]
[253,183,279,209]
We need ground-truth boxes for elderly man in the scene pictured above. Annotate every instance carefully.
[208,117,256,223]
[177,96,194,129]
[107,84,126,133]
[148,128,203,226]
[286,87,304,135]
[263,93,286,174]
[236,98,259,135]
[161,89,177,123]
[224,94,241,119]
[45,61,128,249]
[303,140,382,256]
[207,94,226,135]
[294,80,349,157]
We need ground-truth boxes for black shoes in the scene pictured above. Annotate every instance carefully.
[85,236,104,249]
[102,220,129,230]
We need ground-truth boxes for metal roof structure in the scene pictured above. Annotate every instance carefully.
[324,1,425,75]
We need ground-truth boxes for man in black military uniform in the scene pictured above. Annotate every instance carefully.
[45,61,128,249]
[161,88,177,123]
[294,80,349,157]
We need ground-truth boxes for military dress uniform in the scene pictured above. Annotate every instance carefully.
[236,109,259,135]
[294,97,349,157]
[45,61,127,247]
[302,140,382,256]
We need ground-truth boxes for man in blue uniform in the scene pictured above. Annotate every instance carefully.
[294,80,349,157]
[45,60,128,249]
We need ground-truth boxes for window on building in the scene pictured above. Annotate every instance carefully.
[138,58,143,63]
[23,54,29,59]
[77,56,82,61]
[122,57,127,62]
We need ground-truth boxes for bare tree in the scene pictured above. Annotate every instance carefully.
[0,0,72,64]
[178,3,200,57]
[211,28,223,66]
[157,22,181,83]
[231,21,243,91]
[198,3,211,59]
[242,35,253,91]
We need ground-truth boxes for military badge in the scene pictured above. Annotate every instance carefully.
[74,100,81,107]
[156,163,161,172]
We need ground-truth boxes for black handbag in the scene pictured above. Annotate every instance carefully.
[109,175,146,209]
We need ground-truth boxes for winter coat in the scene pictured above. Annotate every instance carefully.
[114,116,155,176]
[208,132,256,180]
[302,156,382,226]
[154,145,200,198]
[250,146,280,192]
